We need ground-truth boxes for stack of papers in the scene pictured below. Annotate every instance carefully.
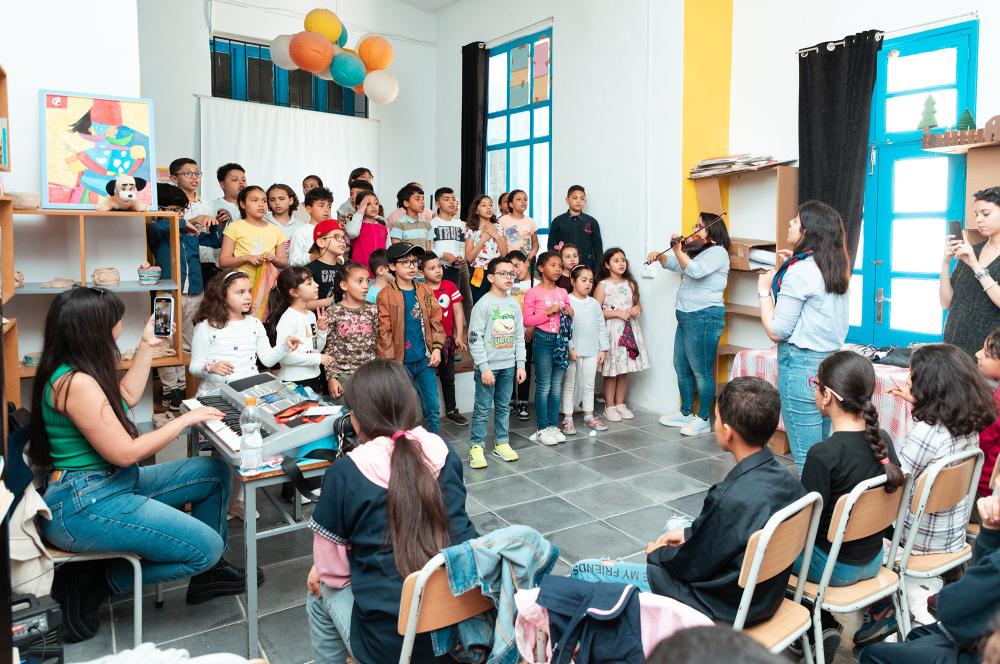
[690,155,796,179]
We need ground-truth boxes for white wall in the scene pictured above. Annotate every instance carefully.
[435,0,687,413]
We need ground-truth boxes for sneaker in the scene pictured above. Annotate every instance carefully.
[446,409,470,426]
[492,443,519,462]
[161,388,183,412]
[516,402,530,421]
[584,415,608,431]
[617,404,634,419]
[604,406,622,422]
[560,417,577,435]
[152,411,176,429]
[787,624,842,664]
[658,412,691,428]
[681,416,711,436]
[529,429,559,446]
[227,502,260,521]
[853,600,896,647]
[547,426,567,443]
[469,445,488,469]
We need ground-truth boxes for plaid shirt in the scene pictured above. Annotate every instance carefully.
[898,421,978,554]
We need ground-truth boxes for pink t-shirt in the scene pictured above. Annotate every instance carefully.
[522,285,570,333]
[498,214,538,253]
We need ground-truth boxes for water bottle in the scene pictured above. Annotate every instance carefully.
[239,397,264,473]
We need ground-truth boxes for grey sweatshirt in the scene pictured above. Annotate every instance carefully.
[468,291,527,371]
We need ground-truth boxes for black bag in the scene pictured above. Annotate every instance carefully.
[874,346,914,368]
[280,410,359,499]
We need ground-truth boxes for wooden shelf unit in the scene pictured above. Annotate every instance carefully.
[0,63,9,172]
[1,195,12,304]
[3,318,18,409]
[725,302,761,318]
[19,353,186,379]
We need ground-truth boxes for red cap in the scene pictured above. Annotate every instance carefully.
[313,219,343,243]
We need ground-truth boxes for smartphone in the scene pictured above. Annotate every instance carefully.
[948,220,964,240]
[153,295,174,338]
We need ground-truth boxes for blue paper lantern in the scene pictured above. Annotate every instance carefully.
[330,52,366,88]
[337,26,348,48]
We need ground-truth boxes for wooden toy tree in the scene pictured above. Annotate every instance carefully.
[917,94,938,130]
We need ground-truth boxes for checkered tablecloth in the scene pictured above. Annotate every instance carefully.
[729,345,914,444]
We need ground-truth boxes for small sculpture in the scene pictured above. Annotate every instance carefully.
[96,174,148,212]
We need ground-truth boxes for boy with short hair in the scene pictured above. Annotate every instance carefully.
[305,219,348,310]
[365,248,393,303]
[376,243,445,433]
[556,243,580,293]
[337,178,375,226]
[169,158,225,286]
[289,186,335,266]
[431,187,472,317]
[420,251,469,427]
[389,184,434,250]
[507,250,534,420]
[467,256,527,469]
[548,185,603,272]
[213,162,246,226]
[294,174,324,222]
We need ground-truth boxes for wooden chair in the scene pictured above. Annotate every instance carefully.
[397,553,494,664]
[789,474,911,664]
[896,448,983,636]
[735,492,824,663]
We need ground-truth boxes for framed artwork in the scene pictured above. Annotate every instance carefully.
[40,90,156,210]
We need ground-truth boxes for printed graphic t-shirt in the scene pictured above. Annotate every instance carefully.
[433,280,463,338]
[402,287,426,362]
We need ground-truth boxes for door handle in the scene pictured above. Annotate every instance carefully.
[876,288,891,324]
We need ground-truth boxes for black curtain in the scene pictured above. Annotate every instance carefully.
[460,42,488,215]
[798,30,882,265]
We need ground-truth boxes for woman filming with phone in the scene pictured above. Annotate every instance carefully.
[940,186,1000,356]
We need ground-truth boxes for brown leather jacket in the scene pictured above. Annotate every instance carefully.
[376,281,445,362]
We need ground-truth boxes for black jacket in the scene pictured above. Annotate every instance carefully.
[547,211,603,271]
[938,526,1000,649]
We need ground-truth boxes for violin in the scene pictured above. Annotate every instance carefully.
[646,213,727,264]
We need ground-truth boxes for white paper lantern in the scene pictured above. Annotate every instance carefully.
[316,68,334,81]
[364,69,399,105]
[270,34,298,70]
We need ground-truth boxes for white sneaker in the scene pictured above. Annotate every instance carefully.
[530,429,559,446]
[604,406,622,422]
[658,412,691,428]
[617,405,634,419]
[681,416,711,436]
[547,426,566,443]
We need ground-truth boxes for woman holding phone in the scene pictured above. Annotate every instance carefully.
[940,186,1000,356]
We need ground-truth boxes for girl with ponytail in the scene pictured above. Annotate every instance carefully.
[305,360,477,663]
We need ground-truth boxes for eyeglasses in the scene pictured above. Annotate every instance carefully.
[177,170,202,178]
[161,206,187,214]
[808,376,844,401]
[396,259,419,267]
[494,270,517,278]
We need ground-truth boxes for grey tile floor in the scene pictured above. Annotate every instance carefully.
[65,407,866,663]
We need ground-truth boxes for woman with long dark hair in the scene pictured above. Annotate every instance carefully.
[29,287,246,642]
[649,212,732,436]
[305,359,477,663]
[759,201,851,471]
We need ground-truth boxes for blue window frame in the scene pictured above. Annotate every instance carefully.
[849,21,977,346]
[485,29,552,232]
[210,36,367,118]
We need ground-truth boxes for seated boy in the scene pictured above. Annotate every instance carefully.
[571,376,805,626]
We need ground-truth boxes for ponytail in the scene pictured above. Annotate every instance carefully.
[859,400,905,493]
[264,266,312,343]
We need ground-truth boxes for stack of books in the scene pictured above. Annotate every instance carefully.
[690,154,796,179]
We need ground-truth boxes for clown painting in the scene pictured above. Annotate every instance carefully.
[41,91,156,209]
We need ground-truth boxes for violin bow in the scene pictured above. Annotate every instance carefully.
[645,212,728,265]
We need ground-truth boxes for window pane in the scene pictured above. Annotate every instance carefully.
[534,106,549,137]
[289,70,313,109]
[849,273,863,327]
[887,48,956,93]
[354,91,367,117]
[890,278,942,334]
[327,82,344,113]
[886,89,957,133]
[532,143,550,226]
[892,217,946,273]
[487,117,506,146]
[247,58,274,104]
[854,221,864,270]
[488,53,507,113]
[212,50,232,98]
[893,157,948,213]
[510,111,530,142]
[487,150,507,203]
[510,146,530,192]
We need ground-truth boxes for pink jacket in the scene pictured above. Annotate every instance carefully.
[522,286,570,333]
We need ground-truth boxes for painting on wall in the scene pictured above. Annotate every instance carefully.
[40,91,156,210]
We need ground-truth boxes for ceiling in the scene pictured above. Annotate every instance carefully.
[396,0,461,12]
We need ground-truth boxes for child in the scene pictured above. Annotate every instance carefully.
[467,256,527,468]
[508,250,534,420]
[365,249,392,304]
[212,163,246,227]
[305,220,348,310]
[336,176,375,226]
[557,243,580,293]
[595,248,650,422]
[497,189,539,263]
[169,158,225,286]
[265,183,305,242]
[523,251,573,446]
[323,263,379,398]
[432,187,472,317]
[265,267,333,392]
[346,190,387,272]
[294,174,324,223]
[420,251,469,426]
[570,377,807,627]
[464,194,508,303]
[561,265,610,433]
[386,180,433,234]
[497,191,511,216]
[219,185,288,318]
[189,271,300,396]
[289,186,335,266]
[548,185,603,272]
[976,329,1000,498]
[376,243,445,434]
[389,183,434,250]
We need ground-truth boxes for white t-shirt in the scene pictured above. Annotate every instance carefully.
[189,317,290,396]
[289,224,317,267]
[432,217,467,266]
[274,307,329,382]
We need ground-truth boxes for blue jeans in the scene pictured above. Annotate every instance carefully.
[471,367,515,447]
[777,343,832,473]
[570,559,652,593]
[533,330,566,430]
[307,583,355,664]
[40,458,230,593]
[674,307,726,420]
[404,357,441,434]
[795,546,882,587]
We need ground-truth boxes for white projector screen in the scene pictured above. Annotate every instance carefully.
[199,96,380,209]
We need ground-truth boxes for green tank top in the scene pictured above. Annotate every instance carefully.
[42,364,113,470]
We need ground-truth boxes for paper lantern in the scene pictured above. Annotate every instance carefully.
[352,84,365,94]
[269,34,298,70]
[358,35,394,71]
[317,68,334,81]
[364,69,399,105]
[337,25,349,48]
[304,8,342,43]
[289,31,334,73]
[330,52,366,88]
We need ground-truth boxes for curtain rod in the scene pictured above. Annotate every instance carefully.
[796,11,977,56]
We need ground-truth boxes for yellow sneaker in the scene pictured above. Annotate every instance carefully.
[469,445,488,469]
[492,443,519,463]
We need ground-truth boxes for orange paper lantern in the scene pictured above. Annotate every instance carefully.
[358,35,394,71]
[352,84,365,94]
[289,31,334,73]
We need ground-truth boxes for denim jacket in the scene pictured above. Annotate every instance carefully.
[147,215,223,295]
[433,525,559,664]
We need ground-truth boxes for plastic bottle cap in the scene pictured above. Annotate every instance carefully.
[244,397,257,406]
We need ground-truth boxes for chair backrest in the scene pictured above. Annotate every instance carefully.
[829,475,906,543]
[911,453,979,515]
[397,554,493,636]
